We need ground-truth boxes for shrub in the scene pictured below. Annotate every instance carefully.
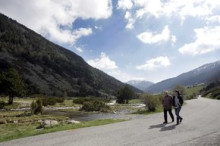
[31,99,43,114]
[0,101,6,109]
[73,98,91,104]
[0,119,7,124]
[202,86,220,99]
[55,97,64,103]
[141,94,160,112]
[80,100,110,112]
[73,97,109,105]
[41,97,57,106]
[212,89,220,99]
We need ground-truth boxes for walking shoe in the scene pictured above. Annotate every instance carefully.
[180,118,183,123]
[163,121,168,124]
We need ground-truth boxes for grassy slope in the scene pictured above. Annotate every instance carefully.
[184,85,204,100]
[0,119,126,142]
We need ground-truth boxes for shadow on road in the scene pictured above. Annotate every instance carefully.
[149,123,165,129]
[149,123,176,132]
[160,124,176,131]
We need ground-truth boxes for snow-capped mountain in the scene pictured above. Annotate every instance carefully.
[146,60,220,93]
[127,80,154,91]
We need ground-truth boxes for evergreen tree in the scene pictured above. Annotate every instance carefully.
[116,85,135,104]
[0,68,26,104]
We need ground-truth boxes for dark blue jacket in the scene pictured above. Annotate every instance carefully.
[173,95,183,107]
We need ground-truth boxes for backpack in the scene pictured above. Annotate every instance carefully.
[179,95,183,105]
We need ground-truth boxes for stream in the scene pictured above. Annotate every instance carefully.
[43,110,132,121]
[44,102,145,121]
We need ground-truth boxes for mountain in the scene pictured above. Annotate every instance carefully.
[0,13,140,97]
[146,60,220,93]
[127,80,154,91]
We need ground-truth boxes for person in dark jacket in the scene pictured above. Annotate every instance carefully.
[162,91,174,124]
[173,90,183,125]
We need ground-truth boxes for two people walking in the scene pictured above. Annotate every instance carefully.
[162,90,183,125]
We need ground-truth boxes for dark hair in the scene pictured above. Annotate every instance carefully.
[175,90,181,96]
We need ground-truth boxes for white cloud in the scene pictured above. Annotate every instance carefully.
[179,26,220,55]
[46,27,92,45]
[108,70,144,82]
[72,28,92,42]
[171,35,177,46]
[206,15,220,24]
[133,0,220,19]
[118,0,220,29]
[87,52,118,70]
[136,9,146,19]
[125,11,131,19]
[134,0,162,18]
[0,0,112,45]
[76,47,83,53]
[87,52,143,82]
[137,25,170,44]
[124,11,135,29]
[117,0,133,10]
[94,26,102,30]
[136,56,171,70]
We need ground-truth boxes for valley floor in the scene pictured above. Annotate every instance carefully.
[1,96,220,146]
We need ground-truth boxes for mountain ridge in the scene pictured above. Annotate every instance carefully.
[0,13,141,97]
[146,60,220,93]
[127,80,154,91]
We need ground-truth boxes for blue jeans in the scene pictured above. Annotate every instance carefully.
[175,106,182,123]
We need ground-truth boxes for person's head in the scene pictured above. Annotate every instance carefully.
[163,91,169,96]
[174,90,180,96]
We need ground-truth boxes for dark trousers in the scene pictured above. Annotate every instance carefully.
[164,109,174,122]
[175,107,182,124]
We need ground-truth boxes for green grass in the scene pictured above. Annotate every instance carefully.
[53,99,75,107]
[14,98,34,103]
[0,97,80,109]
[0,110,25,117]
[129,99,142,104]
[111,104,138,113]
[185,85,204,100]
[0,119,126,143]
[0,97,128,142]
[0,97,33,110]
[132,106,163,115]
[0,111,68,124]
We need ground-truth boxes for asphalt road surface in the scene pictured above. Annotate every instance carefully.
[1,96,220,146]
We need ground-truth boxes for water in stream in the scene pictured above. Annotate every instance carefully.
[44,110,131,121]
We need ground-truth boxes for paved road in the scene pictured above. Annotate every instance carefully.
[1,97,220,146]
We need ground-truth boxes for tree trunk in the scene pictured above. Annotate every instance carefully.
[8,95,13,105]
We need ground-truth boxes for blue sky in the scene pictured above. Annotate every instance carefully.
[0,0,220,82]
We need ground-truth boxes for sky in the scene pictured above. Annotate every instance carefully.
[0,0,220,83]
